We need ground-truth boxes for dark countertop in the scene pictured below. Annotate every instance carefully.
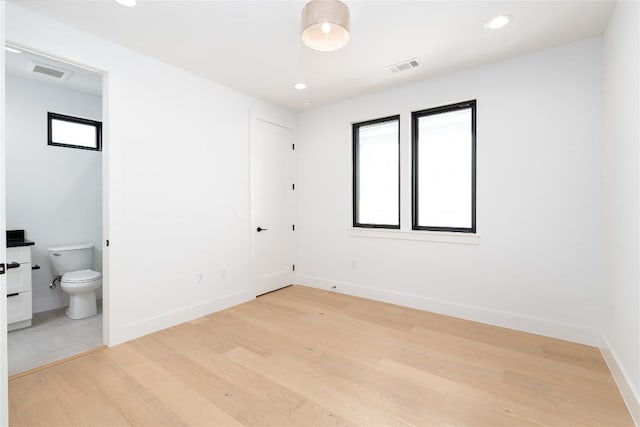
[6,230,35,247]
[7,239,35,248]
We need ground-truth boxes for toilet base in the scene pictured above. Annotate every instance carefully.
[66,291,97,319]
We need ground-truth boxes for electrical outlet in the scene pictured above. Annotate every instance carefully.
[197,273,205,284]
[350,259,357,269]
[220,269,227,279]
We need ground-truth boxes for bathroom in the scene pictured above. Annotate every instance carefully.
[4,47,104,375]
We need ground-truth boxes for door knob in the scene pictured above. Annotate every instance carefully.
[256,227,268,232]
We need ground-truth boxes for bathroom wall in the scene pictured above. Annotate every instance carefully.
[296,38,604,346]
[5,73,102,313]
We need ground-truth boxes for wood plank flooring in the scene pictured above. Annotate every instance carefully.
[9,285,634,426]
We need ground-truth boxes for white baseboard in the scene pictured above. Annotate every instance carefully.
[298,275,599,346]
[600,335,640,426]
[109,289,255,346]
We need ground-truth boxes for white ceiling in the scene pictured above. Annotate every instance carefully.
[11,1,614,111]
[5,47,102,95]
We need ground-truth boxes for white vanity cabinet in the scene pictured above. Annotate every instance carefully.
[7,246,33,331]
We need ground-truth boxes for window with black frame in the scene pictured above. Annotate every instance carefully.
[352,115,400,229]
[48,112,102,151]
[412,100,476,233]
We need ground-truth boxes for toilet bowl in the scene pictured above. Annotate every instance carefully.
[47,243,102,320]
[60,269,102,319]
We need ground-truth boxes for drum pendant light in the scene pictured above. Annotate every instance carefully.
[301,0,351,52]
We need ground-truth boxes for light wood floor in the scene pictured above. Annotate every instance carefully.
[9,285,633,426]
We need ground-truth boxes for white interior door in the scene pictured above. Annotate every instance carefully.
[0,3,9,424]
[254,119,295,296]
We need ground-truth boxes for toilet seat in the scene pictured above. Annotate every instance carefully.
[62,269,102,284]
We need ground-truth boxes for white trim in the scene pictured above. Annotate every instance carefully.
[349,227,480,244]
[101,70,110,347]
[599,335,640,426]
[4,41,107,75]
[250,114,257,296]
[111,289,254,346]
[0,4,8,425]
[298,274,599,346]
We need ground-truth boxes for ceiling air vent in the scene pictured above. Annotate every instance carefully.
[386,58,420,74]
[27,61,72,80]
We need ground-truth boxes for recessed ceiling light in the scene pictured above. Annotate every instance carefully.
[294,83,307,90]
[4,46,22,54]
[114,0,136,7]
[485,15,512,30]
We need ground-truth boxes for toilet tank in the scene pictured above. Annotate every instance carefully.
[47,243,94,276]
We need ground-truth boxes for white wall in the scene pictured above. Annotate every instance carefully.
[6,74,102,313]
[602,0,640,422]
[296,38,604,346]
[6,4,295,346]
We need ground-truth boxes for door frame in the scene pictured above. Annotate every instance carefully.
[1,3,8,424]
[0,40,111,416]
[249,112,296,297]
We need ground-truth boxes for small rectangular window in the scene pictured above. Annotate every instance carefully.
[412,100,476,233]
[48,112,102,151]
[353,115,400,229]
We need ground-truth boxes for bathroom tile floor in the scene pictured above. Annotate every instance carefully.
[7,301,103,376]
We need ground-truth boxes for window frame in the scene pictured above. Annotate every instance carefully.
[352,115,401,229]
[47,112,103,151]
[411,100,477,233]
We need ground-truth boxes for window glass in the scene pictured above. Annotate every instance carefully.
[413,101,475,232]
[51,119,98,149]
[353,117,400,228]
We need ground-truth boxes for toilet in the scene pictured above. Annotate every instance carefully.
[47,243,102,319]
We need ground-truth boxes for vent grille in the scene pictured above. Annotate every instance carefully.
[27,61,71,80]
[32,65,65,79]
[386,58,420,74]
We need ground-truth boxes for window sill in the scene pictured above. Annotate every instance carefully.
[348,228,480,245]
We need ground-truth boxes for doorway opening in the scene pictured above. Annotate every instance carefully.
[4,43,108,376]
